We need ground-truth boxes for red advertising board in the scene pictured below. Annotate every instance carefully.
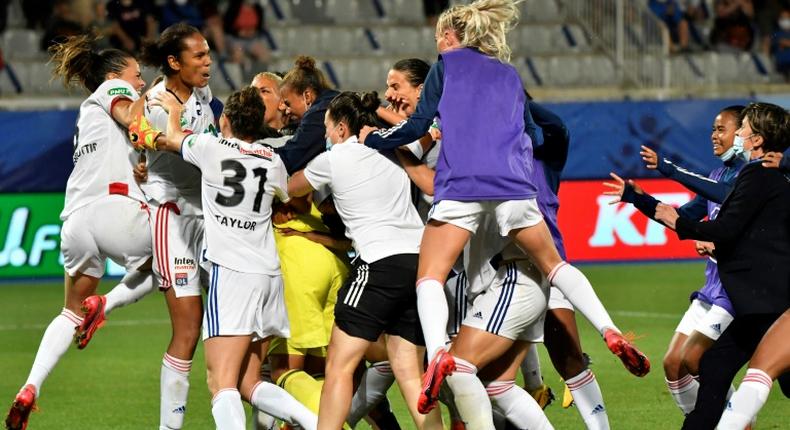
[557,179,704,262]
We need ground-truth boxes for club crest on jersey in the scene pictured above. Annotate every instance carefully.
[108,87,132,97]
[175,272,188,286]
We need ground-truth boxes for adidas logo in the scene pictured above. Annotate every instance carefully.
[172,405,186,414]
[710,323,721,333]
[591,404,605,415]
[473,311,483,319]
[726,401,732,411]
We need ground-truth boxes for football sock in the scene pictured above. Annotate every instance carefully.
[24,309,83,394]
[566,369,610,430]
[548,263,618,335]
[160,353,191,429]
[486,380,552,429]
[416,277,450,360]
[521,343,544,391]
[717,369,772,430]
[347,361,395,426]
[251,409,277,430]
[445,357,495,430]
[211,389,245,430]
[666,374,699,415]
[249,381,318,429]
[276,369,323,414]
[105,270,156,316]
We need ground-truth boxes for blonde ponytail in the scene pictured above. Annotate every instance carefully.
[437,0,521,62]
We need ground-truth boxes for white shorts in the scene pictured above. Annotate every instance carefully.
[150,201,204,297]
[203,263,291,342]
[61,195,151,278]
[428,199,543,235]
[462,260,549,342]
[548,286,574,311]
[445,270,469,338]
[675,299,734,340]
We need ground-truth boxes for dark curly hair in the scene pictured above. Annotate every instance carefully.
[223,86,274,141]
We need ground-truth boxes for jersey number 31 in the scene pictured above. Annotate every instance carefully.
[215,159,268,212]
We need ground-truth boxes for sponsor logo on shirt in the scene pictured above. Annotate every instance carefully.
[710,323,721,334]
[473,311,483,319]
[108,87,132,97]
[174,257,195,271]
[72,142,98,165]
[175,272,188,286]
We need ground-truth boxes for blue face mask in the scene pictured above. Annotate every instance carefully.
[732,135,752,162]
[325,137,334,151]
[718,146,736,161]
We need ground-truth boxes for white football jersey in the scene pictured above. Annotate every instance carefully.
[181,133,289,275]
[304,135,424,263]
[142,81,218,213]
[61,79,146,220]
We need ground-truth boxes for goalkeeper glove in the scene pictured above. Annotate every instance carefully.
[128,113,163,151]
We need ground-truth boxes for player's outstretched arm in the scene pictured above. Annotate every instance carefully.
[148,91,187,153]
[288,170,314,198]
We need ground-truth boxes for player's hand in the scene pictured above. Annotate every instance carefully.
[602,172,637,203]
[359,126,378,144]
[655,203,679,229]
[128,113,162,150]
[276,227,303,237]
[763,151,783,168]
[133,152,148,184]
[640,145,658,169]
[150,91,182,114]
[695,240,715,257]
[429,125,442,141]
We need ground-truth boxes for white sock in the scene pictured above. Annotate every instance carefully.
[717,369,772,430]
[251,409,277,430]
[104,270,156,316]
[566,369,609,430]
[439,384,463,422]
[548,263,618,335]
[487,380,553,429]
[211,389,245,430]
[417,278,450,360]
[445,357,495,430]
[24,309,83,394]
[666,374,699,415]
[249,381,318,430]
[160,353,191,429]
[521,343,544,391]
[347,361,395,426]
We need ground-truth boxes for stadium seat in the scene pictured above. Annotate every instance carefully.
[522,0,562,23]
[319,27,371,56]
[580,55,617,86]
[544,56,581,87]
[2,29,44,61]
[516,25,559,55]
[564,24,592,53]
[326,0,383,24]
[380,0,426,25]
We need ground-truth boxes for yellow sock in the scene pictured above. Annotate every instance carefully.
[276,369,323,414]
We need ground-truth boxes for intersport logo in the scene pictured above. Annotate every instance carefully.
[557,179,702,262]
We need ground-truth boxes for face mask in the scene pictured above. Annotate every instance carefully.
[780,18,790,31]
[718,145,736,161]
[732,134,752,162]
[325,124,342,150]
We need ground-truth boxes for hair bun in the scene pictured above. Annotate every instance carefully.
[360,91,381,113]
[294,55,317,71]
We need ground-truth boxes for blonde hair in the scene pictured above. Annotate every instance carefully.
[436,0,521,62]
[252,71,283,86]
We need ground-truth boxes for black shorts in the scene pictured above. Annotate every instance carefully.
[334,253,424,346]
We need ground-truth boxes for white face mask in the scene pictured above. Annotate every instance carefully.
[325,124,342,150]
[718,145,736,161]
[780,18,790,31]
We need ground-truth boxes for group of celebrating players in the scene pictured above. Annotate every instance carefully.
[5,0,790,429]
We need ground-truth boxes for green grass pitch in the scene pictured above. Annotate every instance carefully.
[1,262,788,428]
